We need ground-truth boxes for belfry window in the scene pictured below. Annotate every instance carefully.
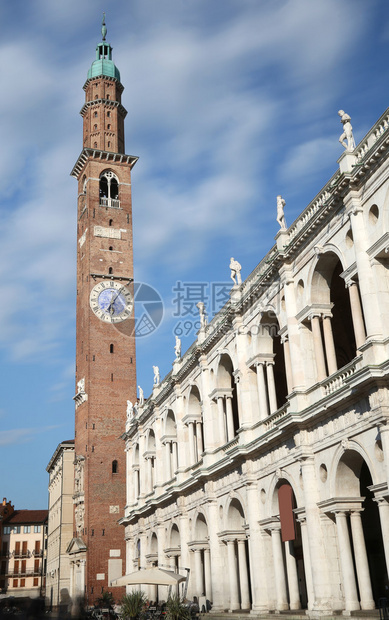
[99,171,119,208]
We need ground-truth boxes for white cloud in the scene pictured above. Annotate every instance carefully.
[0,426,59,447]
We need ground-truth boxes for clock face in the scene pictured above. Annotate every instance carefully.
[89,281,133,323]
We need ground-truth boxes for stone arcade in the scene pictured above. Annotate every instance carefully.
[121,108,389,615]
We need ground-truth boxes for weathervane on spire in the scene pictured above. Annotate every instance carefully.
[102,13,107,41]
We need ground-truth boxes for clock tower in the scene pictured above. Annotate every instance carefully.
[67,17,137,603]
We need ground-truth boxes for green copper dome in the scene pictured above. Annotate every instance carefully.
[87,15,121,82]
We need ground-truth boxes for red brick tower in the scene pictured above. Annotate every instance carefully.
[67,17,137,604]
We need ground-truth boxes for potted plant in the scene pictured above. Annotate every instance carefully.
[120,591,147,620]
[165,594,190,620]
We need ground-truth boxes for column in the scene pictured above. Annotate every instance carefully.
[134,468,140,498]
[196,422,203,457]
[237,539,251,610]
[282,337,293,394]
[297,517,314,610]
[376,498,389,579]
[256,362,269,420]
[379,424,389,487]
[226,541,240,611]
[299,456,332,611]
[347,282,366,349]
[157,523,167,601]
[165,442,171,481]
[350,511,374,609]
[194,549,204,596]
[322,315,337,375]
[207,502,225,612]
[172,441,178,472]
[217,396,226,444]
[266,362,278,414]
[310,315,327,381]
[334,511,359,611]
[147,458,153,493]
[188,422,195,464]
[246,484,269,612]
[270,528,288,610]
[178,513,190,583]
[225,396,235,441]
[204,548,212,601]
[348,206,382,338]
[284,541,301,610]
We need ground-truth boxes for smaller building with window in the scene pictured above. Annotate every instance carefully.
[0,509,48,599]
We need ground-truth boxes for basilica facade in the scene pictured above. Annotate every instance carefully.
[122,109,389,615]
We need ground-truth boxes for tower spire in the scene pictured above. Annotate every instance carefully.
[101,13,107,41]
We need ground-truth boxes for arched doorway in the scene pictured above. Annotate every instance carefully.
[310,252,365,379]
[216,354,239,442]
[224,498,252,611]
[334,450,387,609]
[191,514,212,604]
[268,480,307,611]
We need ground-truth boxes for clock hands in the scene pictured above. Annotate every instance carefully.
[107,287,124,316]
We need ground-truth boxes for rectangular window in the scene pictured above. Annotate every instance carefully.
[13,526,21,534]
[15,542,20,556]
[20,578,25,587]
[22,541,27,557]
[23,526,31,534]
[34,541,40,554]
[33,578,39,587]
[33,525,41,534]
[3,526,10,535]
[21,560,26,574]
[14,560,19,574]
[13,579,18,588]
[34,559,39,573]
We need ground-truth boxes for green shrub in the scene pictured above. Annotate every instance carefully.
[120,591,147,620]
[165,594,190,620]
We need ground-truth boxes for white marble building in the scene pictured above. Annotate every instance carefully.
[121,108,389,615]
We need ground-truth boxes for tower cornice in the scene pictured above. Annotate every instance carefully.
[80,98,127,119]
[70,148,138,179]
[83,75,124,94]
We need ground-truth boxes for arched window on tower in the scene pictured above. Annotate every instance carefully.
[112,460,118,474]
[110,344,114,353]
[99,171,119,208]
[108,267,113,274]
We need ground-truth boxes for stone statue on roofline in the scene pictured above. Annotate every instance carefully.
[153,365,160,386]
[126,400,133,419]
[138,386,144,406]
[338,110,356,152]
[197,301,207,329]
[174,335,181,359]
[230,257,242,286]
[276,195,287,230]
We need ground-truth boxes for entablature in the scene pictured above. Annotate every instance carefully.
[71,148,138,179]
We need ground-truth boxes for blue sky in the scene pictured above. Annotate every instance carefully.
[1,0,389,509]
